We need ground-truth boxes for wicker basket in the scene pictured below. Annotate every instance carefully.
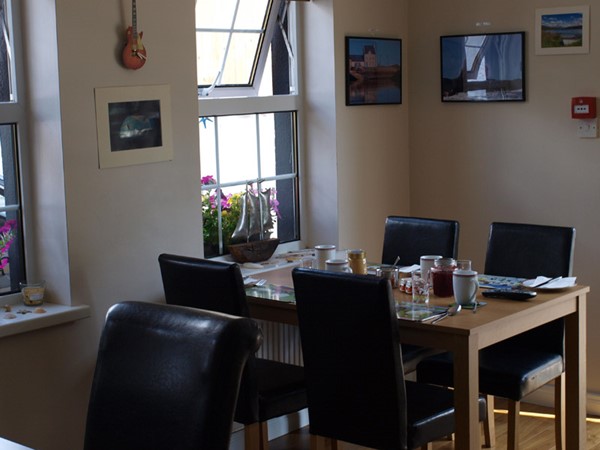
[228,238,280,263]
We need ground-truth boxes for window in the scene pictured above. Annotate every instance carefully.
[0,0,26,295]
[197,0,301,258]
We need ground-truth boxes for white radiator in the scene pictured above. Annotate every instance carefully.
[255,320,303,365]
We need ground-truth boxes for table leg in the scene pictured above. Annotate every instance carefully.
[453,334,481,450]
[564,292,587,449]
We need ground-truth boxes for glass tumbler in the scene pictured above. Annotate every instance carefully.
[411,270,430,304]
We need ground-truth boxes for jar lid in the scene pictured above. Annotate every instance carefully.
[434,257,456,268]
[347,249,365,259]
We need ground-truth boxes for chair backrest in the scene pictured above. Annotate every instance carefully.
[292,268,407,449]
[382,216,460,265]
[158,253,249,317]
[84,301,262,450]
[157,253,260,424]
[484,222,575,355]
[484,222,576,279]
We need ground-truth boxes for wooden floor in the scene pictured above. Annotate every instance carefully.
[269,399,600,449]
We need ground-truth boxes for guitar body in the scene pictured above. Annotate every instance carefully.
[122,26,146,70]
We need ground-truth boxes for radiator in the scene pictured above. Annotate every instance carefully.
[255,320,303,366]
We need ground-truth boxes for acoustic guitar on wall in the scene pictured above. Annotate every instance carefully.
[122,0,146,70]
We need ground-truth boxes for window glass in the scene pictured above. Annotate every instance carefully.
[0,1,25,294]
[200,112,299,258]
[196,0,274,88]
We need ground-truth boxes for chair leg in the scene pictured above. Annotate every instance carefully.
[483,394,496,448]
[555,373,565,450]
[420,443,433,450]
[310,434,338,450]
[507,399,520,450]
[244,421,269,450]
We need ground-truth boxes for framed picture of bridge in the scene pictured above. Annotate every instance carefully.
[345,36,402,106]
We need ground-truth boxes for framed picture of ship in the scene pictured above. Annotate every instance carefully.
[535,6,589,55]
[345,36,402,106]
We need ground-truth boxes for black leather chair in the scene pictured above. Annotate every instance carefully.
[417,222,576,450]
[382,216,460,373]
[158,254,307,450]
[292,268,486,450]
[381,215,460,266]
[84,301,262,450]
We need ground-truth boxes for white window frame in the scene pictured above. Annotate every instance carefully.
[199,1,304,256]
[0,0,31,303]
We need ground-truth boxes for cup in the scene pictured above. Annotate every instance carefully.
[20,280,46,306]
[453,270,479,306]
[411,270,430,304]
[315,244,336,270]
[457,259,472,271]
[325,259,353,273]
[301,256,315,268]
[377,266,399,288]
[420,255,442,281]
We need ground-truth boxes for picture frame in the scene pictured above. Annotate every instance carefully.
[535,6,589,55]
[345,36,402,106]
[95,85,173,169]
[440,31,526,103]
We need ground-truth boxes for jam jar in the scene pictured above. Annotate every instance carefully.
[347,249,367,275]
[431,258,456,297]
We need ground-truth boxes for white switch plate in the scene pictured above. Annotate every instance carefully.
[577,118,598,138]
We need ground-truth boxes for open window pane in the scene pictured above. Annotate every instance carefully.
[195,0,237,29]
[196,0,275,89]
[196,32,229,86]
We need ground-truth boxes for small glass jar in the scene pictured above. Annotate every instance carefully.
[431,258,457,297]
[20,280,46,306]
[347,249,367,275]
[404,279,412,295]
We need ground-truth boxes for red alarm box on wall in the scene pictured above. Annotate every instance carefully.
[571,97,597,119]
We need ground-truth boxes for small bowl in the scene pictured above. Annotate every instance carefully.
[19,281,46,306]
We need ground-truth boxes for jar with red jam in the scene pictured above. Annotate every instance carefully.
[431,258,456,297]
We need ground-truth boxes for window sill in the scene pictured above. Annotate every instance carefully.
[0,301,90,338]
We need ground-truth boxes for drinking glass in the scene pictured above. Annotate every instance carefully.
[411,270,430,304]
[457,259,472,270]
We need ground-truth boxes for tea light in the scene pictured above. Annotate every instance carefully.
[19,281,46,306]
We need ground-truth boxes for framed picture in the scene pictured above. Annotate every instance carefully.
[440,32,526,103]
[95,85,173,169]
[535,6,589,55]
[345,36,402,106]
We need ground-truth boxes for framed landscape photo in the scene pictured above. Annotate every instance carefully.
[536,6,589,55]
[345,36,402,106]
[95,85,173,169]
[440,31,525,103]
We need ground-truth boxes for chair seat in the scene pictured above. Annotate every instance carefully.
[406,381,487,449]
[401,344,443,374]
[417,345,564,401]
[254,359,307,423]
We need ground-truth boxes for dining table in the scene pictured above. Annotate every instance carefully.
[245,265,589,450]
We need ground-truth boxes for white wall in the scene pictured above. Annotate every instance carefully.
[408,0,600,396]
[302,0,411,262]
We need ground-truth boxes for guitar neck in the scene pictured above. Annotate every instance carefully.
[132,0,138,38]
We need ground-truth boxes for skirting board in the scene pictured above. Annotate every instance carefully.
[525,385,600,416]
[229,409,309,450]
